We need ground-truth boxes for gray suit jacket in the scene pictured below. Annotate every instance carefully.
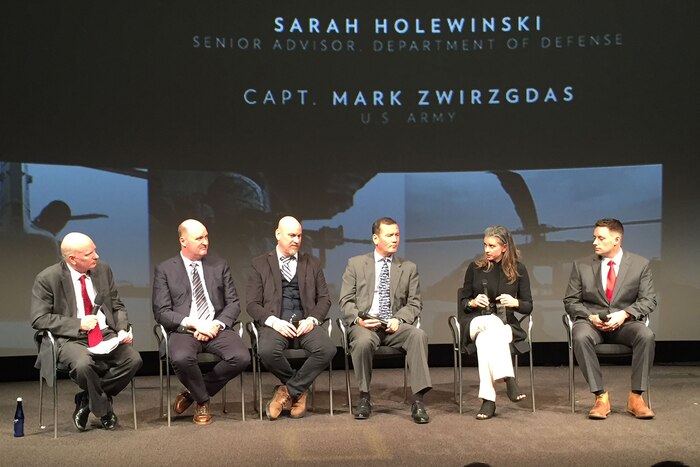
[563,251,657,321]
[31,261,129,383]
[246,250,331,324]
[152,254,241,332]
[339,252,422,327]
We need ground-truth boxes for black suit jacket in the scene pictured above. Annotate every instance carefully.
[246,250,331,324]
[563,251,656,321]
[152,254,241,332]
[458,261,533,355]
[31,261,129,382]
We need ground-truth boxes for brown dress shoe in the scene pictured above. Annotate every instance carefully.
[174,391,194,414]
[193,401,212,425]
[266,385,292,421]
[627,392,654,419]
[588,392,611,419]
[290,391,308,419]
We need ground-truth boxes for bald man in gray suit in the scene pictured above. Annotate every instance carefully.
[564,218,656,420]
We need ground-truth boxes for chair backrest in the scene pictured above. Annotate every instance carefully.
[562,313,649,356]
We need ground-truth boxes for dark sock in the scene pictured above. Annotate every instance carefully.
[594,390,605,396]
[414,392,424,403]
[360,391,370,401]
[632,390,643,395]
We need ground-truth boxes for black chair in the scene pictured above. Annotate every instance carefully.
[448,292,535,414]
[562,313,651,413]
[35,329,138,438]
[336,317,418,411]
[153,322,245,426]
[246,319,334,420]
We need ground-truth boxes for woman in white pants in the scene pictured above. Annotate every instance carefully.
[458,226,533,419]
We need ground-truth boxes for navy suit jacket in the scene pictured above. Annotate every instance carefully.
[246,250,331,324]
[152,254,241,332]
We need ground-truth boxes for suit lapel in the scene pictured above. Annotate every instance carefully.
[60,262,78,317]
[176,257,193,304]
[266,252,282,296]
[612,252,632,303]
[591,256,607,301]
[390,256,402,306]
[364,253,375,302]
[297,252,307,292]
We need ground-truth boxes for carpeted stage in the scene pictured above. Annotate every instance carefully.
[1,366,698,466]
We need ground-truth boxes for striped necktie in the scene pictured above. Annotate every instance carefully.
[378,258,391,321]
[191,263,211,320]
[281,256,295,282]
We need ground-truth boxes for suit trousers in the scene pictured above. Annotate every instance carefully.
[257,325,336,399]
[348,323,432,394]
[572,319,655,393]
[168,328,250,403]
[58,339,142,417]
[469,314,514,402]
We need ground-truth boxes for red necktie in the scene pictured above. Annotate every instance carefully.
[80,275,103,347]
[605,260,617,302]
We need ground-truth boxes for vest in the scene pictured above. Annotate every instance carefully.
[281,274,304,322]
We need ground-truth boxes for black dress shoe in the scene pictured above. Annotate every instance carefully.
[354,396,372,420]
[100,411,118,430]
[72,392,90,432]
[411,401,430,424]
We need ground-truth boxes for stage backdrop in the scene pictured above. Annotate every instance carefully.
[1,1,697,355]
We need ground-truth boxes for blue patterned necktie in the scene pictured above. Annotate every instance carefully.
[378,258,391,321]
[191,263,211,320]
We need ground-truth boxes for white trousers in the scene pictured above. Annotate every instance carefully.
[469,314,514,402]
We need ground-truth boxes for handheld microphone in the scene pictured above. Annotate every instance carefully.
[599,311,610,322]
[481,279,489,298]
[91,294,104,315]
[358,310,389,327]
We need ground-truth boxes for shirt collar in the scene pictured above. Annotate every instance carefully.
[276,246,297,261]
[374,251,392,263]
[180,252,202,270]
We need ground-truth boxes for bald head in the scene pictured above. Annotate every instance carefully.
[61,232,99,273]
[179,219,209,261]
[276,216,302,257]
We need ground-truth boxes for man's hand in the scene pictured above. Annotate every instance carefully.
[191,320,220,339]
[358,317,382,330]
[603,310,629,331]
[272,319,297,338]
[117,329,133,344]
[193,330,211,342]
[385,318,400,333]
[295,318,315,337]
[80,315,98,331]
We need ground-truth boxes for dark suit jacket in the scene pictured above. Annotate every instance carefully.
[339,252,422,327]
[563,251,657,321]
[246,250,331,324]
[152,254,241,332]
[457,261,533,355]
[30,261,129,383]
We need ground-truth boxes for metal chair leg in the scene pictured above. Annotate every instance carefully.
[457,351,463,415]
[131,379,138,429]
[222,384,227,414]
[328,360,333,416]
[240,372,245,421]
[529,346,535,413]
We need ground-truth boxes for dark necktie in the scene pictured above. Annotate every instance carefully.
[79,275,102,347]
[281,256,295,282]
[191,263,211,320]
[378,258,391,321]
[605,260,617,302]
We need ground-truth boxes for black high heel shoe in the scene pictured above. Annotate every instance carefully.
[476,399,496,420]
[505,377,526,403]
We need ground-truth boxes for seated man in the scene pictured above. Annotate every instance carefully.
[152,219,250,425]
[247,216,336,420]
[31,232,142,431]
[339,217,431,424]
[564,218,656,419]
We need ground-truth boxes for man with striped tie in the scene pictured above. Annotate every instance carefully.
[339,217,431,423]
[153,219,250,425]
[247,216,335,420]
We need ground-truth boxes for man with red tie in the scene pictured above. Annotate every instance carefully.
[31,232,142,431]
[564,218,656,419]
